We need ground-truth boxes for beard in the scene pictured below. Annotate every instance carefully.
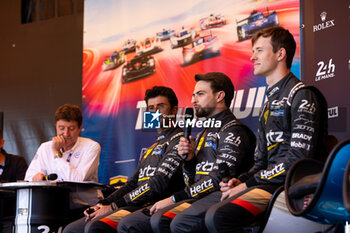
[194,106,213,118]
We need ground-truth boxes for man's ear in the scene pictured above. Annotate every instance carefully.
[277,48,287,62]
[171,106,178,116]
[216,91,226,103]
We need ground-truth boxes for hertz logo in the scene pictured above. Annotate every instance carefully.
[129,183,150,201]
[190,179,213,197]
[260,163,285,180]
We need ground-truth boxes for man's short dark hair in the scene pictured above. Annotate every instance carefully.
[55,104,82,127]
[144,86,178,109]
[252,26,296,69]
[195,72,234,108]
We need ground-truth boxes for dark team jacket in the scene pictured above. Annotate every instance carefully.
[102,127,185,208]
[173,109,256,202]
[239,73,328,187]
[0,150,28,183]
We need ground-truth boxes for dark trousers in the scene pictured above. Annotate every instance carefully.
[63,206,140,233]
[118,191,222,233]
[117,207,154,233]
[205,186,277,233]
[62,212,112,233]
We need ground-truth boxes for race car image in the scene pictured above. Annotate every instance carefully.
[102,51,125,71]
[200,14,226,30]
[122,55,155,83]
[170,28,197,49]
[236,8,279,41]
[122,39,137,54]
[182,33,221,66]
[156,29,175,41]
[135,37,162,56]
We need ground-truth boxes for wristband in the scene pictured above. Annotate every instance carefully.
[171,195,176,203]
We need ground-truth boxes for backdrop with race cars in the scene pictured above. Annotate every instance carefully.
[82,0,300,184]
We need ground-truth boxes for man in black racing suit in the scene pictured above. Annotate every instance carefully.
[117,72,256,233]
[205,27,328,233]
[63,86,185,233]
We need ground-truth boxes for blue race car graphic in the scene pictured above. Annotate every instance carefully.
[182,32,221,66]
[156,29,175,41]
[102,51,125,71]
[236,8,279,41]
[170,27,197,49]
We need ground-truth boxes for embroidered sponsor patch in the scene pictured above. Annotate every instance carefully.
[270,110,284,116]
[205,141,216,149]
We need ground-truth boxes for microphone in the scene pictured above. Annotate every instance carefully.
[86,207,95,214]
[43,173,58,181]
[218,163,230,183]
[183,108,194,160]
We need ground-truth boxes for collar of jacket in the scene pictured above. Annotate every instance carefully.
[266,72,295,99]
[156,126,182,142]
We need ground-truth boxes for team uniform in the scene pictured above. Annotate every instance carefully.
[118,109,256,233]
[205,73,328,233]
[63,127,185,233]
[25,137,101,182]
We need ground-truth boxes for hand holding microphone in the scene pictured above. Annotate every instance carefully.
[219,162,232,192]
[178,137,195,161]
[84,205,100,222]
[84,204,113,222]
[219,163,234,192]
[178,108,195,160]
[32,173,58,181]
[218,163,230,183]
[43,173,58,181]
[184,108,194,144]
[218,163,242,192]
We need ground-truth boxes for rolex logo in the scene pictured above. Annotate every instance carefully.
[313,11,335,32]
[320,12,327,22]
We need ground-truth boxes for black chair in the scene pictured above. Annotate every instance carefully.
[285,138,350,224]
[343,160,350,213]
[243,186,284,233]
[256,186,285,233]
[243,186,330,233]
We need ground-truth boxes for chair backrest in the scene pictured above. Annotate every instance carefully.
[257,186,284,233]
[262,190,332,233]
[343,160,350,213]
[243,186,284,233]
[285,138,350,224]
